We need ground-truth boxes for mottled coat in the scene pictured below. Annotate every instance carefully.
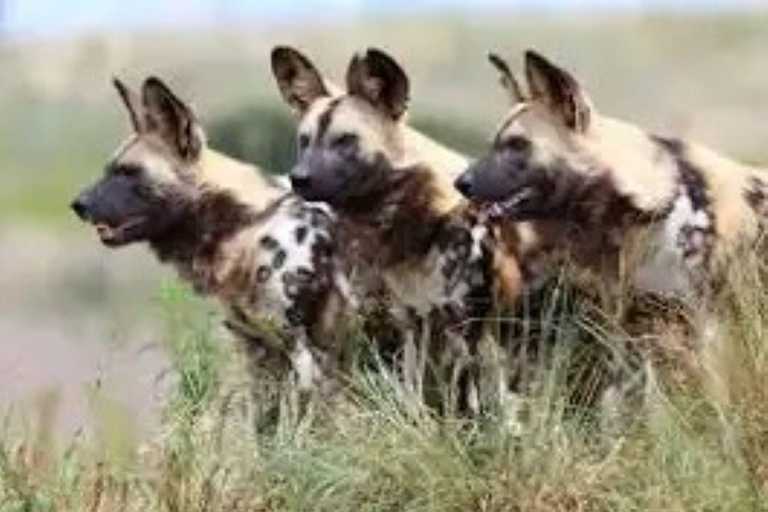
[457,50,768,303]
[272,47,522,411]
[71,77,348,391]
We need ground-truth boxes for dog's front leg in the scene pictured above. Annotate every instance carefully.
[289,331,323,393]
[395,308,425,402]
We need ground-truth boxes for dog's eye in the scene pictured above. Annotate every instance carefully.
[504,136,531,153]
[113,164,142,178]
[331,133,359,151]
[298,134,310,152]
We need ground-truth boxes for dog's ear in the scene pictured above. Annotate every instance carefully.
[524,50,592,132]
[141,77,203,161]
[487,53,525,105]
[346,48,409,120]
[271,46,329,114]
[113,77,145,133]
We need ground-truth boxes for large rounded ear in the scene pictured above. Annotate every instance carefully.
[524,50,592,132]
[346,48,409,120]
[113,77,145,133]
[271,46,329,114]
[141,77,203,161]
[487,52,525,105]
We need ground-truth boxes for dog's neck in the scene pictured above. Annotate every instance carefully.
[534,166,656,228]
[582,115,678,212]
[149,148,286,297]
[400,127,468,214]
[522,166,673,279]
[340,164,451,269]
[148,187,261,296]
[196,148,287,211]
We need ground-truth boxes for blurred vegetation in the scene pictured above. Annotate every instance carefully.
[2,12,768,226]
[207,105,296,174]
[411,114,487,157]
[206,104,487,174]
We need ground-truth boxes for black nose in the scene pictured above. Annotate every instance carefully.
[454,173,473,197]
[70,198,88,220]
[290,174,312,191]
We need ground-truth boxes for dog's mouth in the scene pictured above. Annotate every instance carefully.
[479,186,536,221]
[92,217,148,246]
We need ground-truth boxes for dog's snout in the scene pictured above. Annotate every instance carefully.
[454,173,473,197]
[290,173,312,191]
[70,197,88,220]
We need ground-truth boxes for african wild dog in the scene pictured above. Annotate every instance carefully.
[453,50,768,421]
[272,47,523,412]
[456,49,768,305]
[70,77,349,392]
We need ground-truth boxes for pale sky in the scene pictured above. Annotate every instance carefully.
[3,0,765,38]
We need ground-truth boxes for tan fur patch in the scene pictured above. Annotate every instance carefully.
[493,243,524,304]
[684,143,764,259]
[500,106,679,211]
[196,149,284,212]
[112,135,181,186]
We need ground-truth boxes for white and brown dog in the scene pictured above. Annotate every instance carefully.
[272,47,523,412]
[71,77,349,392]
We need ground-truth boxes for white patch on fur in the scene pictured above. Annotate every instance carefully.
[220,198,336,332]
[249,201,327,316]
[334,269,355,308]
[291,336,322,391]
[470,224,487,260]
[633,184,712,300]
[223,197,343,391]
[384,221,488,314]
[465,380,480,414]
[634,194,695,298]
[272,174,292,191]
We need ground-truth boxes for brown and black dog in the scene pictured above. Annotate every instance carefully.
[457,50,768,303]
[71,77,350,392]
[272,47,523,413]
[454,51,768,415]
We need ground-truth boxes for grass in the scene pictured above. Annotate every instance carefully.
[2,256,768,511]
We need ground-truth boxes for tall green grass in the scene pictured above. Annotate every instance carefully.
[2,260,768,511]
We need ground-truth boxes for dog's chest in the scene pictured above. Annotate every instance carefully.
[228,198,342,326]
[384,219,491,315]
[633,182,715,299]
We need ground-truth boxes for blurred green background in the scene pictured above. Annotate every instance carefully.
[5,14,768,225]
[1,8,767,436]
